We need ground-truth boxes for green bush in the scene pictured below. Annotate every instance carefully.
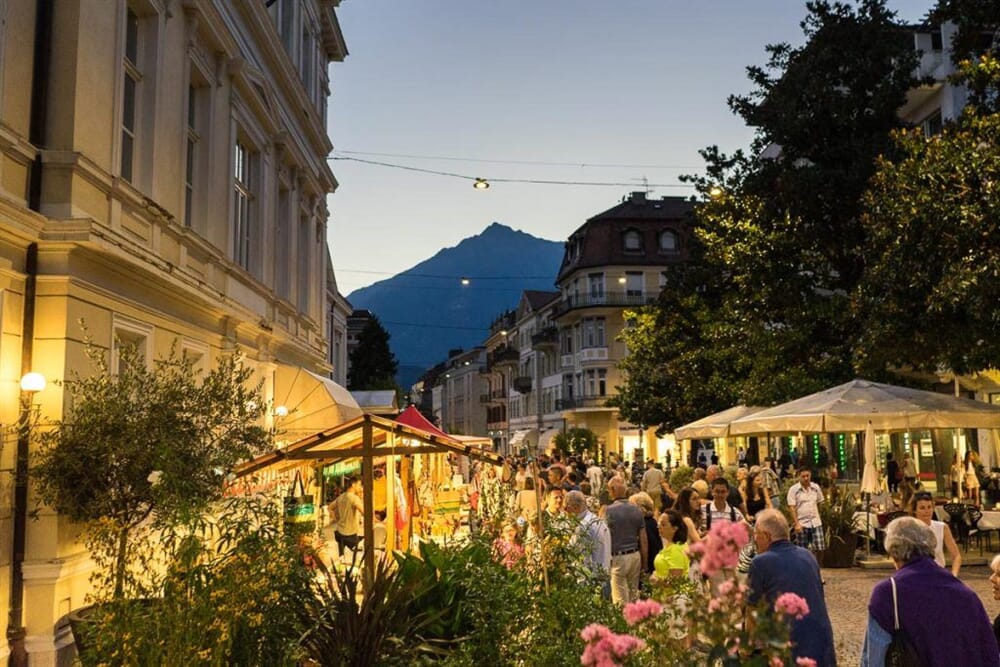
[666,465,694,490]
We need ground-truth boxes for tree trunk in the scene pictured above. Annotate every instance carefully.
[113,526,129,599]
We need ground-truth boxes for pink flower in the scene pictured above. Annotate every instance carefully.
[695,521,749,576]
[796,658,818,667]
[771,658,784,667]
[718,580,736,596]
[622,599,663,626]
[775,592,810,620]
[707,597,722,613]
[580,623,611,643]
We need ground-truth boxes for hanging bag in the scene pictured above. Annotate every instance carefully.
[283,470,316,526]
[884,576,922,667]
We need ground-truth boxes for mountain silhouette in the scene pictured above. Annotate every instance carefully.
[346,223,564,389]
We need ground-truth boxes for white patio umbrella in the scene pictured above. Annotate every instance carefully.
[860,420,881,559]
[673,405,766,440]
[728,379,1000,435]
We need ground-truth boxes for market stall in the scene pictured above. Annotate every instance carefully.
[234,413,503,575]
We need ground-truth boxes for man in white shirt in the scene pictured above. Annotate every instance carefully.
[641,460,666,510]
[701,477,747,531]
[586,460,603,493]
[786,467,825,558]
[564,490,611,580]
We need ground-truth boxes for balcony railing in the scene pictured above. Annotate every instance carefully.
[531,326,559,350]
[551,291,656,318]
[487,345,519,371]
[555,395,618,410]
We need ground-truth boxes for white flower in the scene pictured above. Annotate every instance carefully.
[147,470,163,486]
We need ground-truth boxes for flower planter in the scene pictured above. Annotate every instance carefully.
[821,533,858,568]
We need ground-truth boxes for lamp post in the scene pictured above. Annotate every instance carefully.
[8,372,45,667]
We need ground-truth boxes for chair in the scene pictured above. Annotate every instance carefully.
[943,502,971,550]
[966,507,986,555]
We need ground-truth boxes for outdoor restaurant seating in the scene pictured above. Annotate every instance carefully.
[944,502,973,550]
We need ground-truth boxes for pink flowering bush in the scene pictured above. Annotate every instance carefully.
[580,522,814,666]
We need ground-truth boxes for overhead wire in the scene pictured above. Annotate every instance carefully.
[332,149,702,170]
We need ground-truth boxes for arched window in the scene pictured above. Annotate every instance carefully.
[659,230,679,253]
[623,229,642,252]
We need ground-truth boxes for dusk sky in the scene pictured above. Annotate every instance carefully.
[326,0,929,296]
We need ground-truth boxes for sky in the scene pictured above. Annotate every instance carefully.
[326,0,930,296]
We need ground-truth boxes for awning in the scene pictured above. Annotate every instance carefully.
[537,428,559,453]
[508,429,536,447]
[673,405,766,440]
[273,365,363,440]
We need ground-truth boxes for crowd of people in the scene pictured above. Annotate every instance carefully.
[470,451,1000,666]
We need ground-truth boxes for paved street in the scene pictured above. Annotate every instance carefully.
[823,563,997,665]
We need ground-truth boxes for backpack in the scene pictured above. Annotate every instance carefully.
[885,577,922,667]
[704,504,737,530]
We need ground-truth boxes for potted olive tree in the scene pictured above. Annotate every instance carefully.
[33,340,274,653]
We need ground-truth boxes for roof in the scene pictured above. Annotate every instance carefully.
[557,192,696,282]
[523,290,560,310]
[351,390,399,412]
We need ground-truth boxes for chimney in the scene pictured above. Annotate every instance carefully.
[629,191,646,204]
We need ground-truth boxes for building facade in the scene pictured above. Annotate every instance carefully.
[0,1,350,662]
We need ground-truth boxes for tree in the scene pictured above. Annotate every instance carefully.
[33,341,271,599]
[553,427,598,456]
[615,0,919,430]
[347,315,399,390]
[855,53,1000,377]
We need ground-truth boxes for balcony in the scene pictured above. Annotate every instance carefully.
[531,326,558,350]
[555,395,619,411]
[551,291,656,319]
[512,375,532,394]
[481,389,507,404]
[487,345,519,370]
[479,393,491,404]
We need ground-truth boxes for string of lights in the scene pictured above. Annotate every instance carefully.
[332,149,702,170]
[328,155,694,189]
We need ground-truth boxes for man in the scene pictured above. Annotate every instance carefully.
[586,459,603,492]
[786,467,825,559]
[564,490,611,580]
[540,485,568,532]
[331,476,364,559]
[748,510,836,667]
[760,457,782,508]
[604,478,648,605]
[641,460,665,511]
[701,477,747,531]
[737,447,747,467]
[706,465,746,515]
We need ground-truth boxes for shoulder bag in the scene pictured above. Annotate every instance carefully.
[884,576,922,667]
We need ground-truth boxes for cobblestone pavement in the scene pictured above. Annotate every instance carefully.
[823,562,997,665]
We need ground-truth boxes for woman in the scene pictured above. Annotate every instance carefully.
[653,510,691,580]
[675,487,703,543]
[516,476,541,529]
[741,471,772,521]
[965,450,981,504]
[630,491,662,574]
[910,491,961,576]
[862,517,998,667]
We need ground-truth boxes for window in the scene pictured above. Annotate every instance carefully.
[922,112,943,137]
[268,0,296,53]
[582,317,605,348]
[659,230,679,253]
[623,229,642,252]
[588,273,604,300]
[181,339,209,376]
[561,328,573,355]
[275,186,291,299]
[233,139,257,272]
[120,7,141,182]
[184,85,199,226]
[297,214,312,311]
[598,369,607,396]
[300,26,315,98]
[625,272,644,298]
[930,30,943,51]
[112,317,153,375]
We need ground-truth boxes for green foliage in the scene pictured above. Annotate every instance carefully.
[76,494,313,666]
[33,339,271,599]
[347,315,399,390]
[820,487,859,541]
[666,465,694,491]
[854,54,1000,377]
[553,427,598,456]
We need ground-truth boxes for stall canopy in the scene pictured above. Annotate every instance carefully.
[395,405,492,449]
[728,379,1000,435]
[673,405,766,441]
[273,365,363,440]
[509,429,536,449]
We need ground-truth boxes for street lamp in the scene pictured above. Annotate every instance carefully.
[8,371,45,667]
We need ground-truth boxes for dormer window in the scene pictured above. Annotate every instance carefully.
[659,229,679,253]
[623,229,642,252]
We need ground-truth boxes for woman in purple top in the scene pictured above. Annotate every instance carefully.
[862,517,999,666]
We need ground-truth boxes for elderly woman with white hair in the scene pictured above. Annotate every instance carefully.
[862,517,999,666]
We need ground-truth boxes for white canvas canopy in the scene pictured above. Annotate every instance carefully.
[728,379,1000,435]
[673,405,766,440]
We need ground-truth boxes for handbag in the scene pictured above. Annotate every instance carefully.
[283,470,316,526]
[884,576,922,667]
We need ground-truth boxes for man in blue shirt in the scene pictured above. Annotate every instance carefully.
[748,509,836,667]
